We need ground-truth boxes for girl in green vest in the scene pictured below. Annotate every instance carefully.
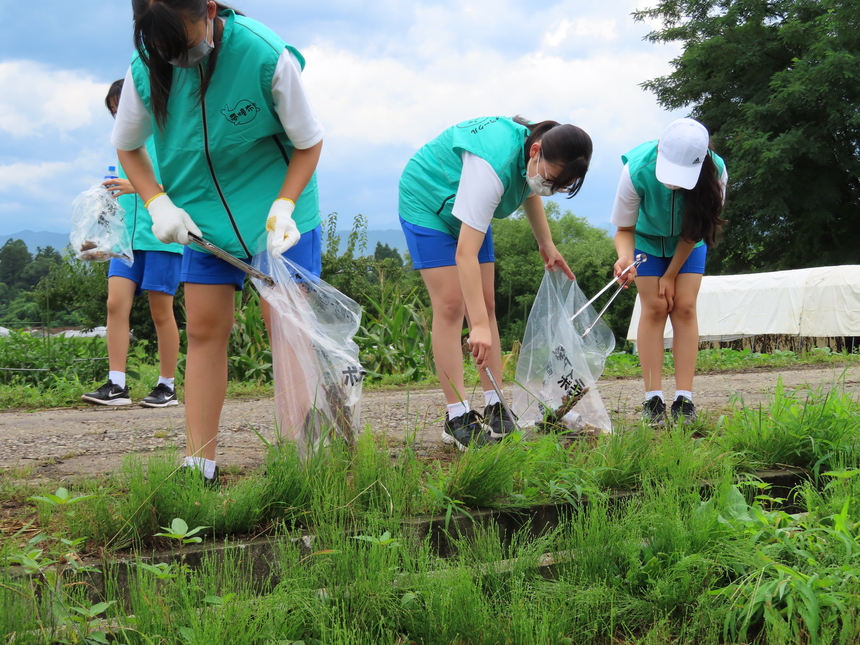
[610,118,727,426]
[81,79,184,409]
[113,0,325,484]
[399,116,592,451]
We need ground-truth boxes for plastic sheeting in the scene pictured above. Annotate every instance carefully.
[513,270,615,434]
[253,254,365,455]
[627,265,860,345]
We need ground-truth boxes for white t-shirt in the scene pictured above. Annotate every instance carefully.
[111,48,324,151]
[451,152,506,234]
[609,164,729,227]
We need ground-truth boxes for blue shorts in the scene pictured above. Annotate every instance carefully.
[181,225,322,290]
[400,215,495,269]
[108,250,182,296]
[635,244,707,277]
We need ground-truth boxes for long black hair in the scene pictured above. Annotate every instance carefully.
[514,116,592,198]
[131,1,240,128]
[680,147,727,248]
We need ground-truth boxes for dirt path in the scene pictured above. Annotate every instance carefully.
[2,365,859,480]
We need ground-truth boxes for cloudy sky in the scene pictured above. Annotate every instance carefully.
[0,0,684,238]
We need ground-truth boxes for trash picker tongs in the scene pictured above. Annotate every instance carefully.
[188,232,275,288]
[570,254,646,337]
[483,366,520,434]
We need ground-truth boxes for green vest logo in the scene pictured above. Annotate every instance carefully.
[221,100,260,126]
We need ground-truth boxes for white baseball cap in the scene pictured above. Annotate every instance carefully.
[655,118,710,190]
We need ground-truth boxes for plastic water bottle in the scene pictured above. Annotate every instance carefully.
[104,165,118,181]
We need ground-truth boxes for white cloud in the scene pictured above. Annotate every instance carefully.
[0,60,108,138]
[542,18,619,47]
[0,160,78,192]
[301,39,679,158]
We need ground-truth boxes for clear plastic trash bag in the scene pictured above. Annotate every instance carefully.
[512,270,616,435]
[253,253,365,455]
[69,185,133,266]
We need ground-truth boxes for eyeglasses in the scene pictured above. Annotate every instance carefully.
[537,153,578,195]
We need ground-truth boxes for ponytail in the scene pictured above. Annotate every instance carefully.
[680,151,727,248]
[513,116,592,197]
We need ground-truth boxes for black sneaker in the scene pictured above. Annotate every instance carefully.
[671,396,697,424]
[141,383,178,408]
[81,380,131,406]
[641,395,667,427]
[483,402,516,439]
[441,410,490,452]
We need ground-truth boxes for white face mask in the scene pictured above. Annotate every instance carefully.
[663,183,682,191]
[170,18,214,68]
[527,153,555,196]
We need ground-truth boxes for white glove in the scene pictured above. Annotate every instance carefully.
[266,198,300,256]
[147,193,201,245]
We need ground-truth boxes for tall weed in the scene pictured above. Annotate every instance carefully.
[717,380,860,474]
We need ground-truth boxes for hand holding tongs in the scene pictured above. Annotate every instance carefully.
[188,232,275,287]
[570,254,646,337]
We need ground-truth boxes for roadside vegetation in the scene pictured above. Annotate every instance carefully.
[2,382,860,643]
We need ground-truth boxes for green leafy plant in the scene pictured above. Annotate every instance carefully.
[356,267,433,381]
[155,517,207,545]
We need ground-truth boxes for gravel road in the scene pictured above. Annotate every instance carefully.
[2,365,858,480]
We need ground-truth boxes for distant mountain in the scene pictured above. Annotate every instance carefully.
[0,230,71,254]
[1,228,408,257]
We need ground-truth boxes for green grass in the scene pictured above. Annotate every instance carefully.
[2,343,856,411]
[4,380,858,559]
[5,467,860,644]
[604,346,860,378]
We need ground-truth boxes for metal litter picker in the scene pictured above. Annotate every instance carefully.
[483,365,520,434]
[188,233,274,287]
[570,254,646,337]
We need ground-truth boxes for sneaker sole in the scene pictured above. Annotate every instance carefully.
[440,431,468,452]
[81,395,132,406]
[140,399,179,408]
[486,427,511,440]
[643,417,666,427]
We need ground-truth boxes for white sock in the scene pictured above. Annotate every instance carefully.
[645,390,664,402]
[184,456,217,479]
[158,376,175,390]
[109,371,126,389]
[483,390,500,407]
[675,390,693,402]
[447,401,470,420]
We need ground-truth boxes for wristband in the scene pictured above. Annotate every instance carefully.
[275,197,296,206]
[144,192,166,209]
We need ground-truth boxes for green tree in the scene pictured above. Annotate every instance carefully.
[0,239,33,290]
[373,241,403,266]
[31,256,109,329]
[321,212,373,302]
[20,246,64,290]
[636,0,860,272]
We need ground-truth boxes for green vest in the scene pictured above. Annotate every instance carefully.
[130,9,320,258]
[117,139,183,255]
[622,140,726,257]
[399,117,530,236]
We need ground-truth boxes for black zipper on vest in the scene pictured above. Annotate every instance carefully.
[670,190,676,238]
[272,136,290,165]
[131,198,138,248]
[436,194,456,215]
[198,66,250,257]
